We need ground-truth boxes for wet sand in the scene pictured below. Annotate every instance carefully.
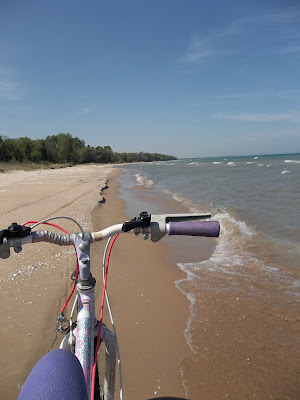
[0,165,215,399]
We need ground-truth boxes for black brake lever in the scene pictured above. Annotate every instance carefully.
[0,223,31,244]
[122,212,151,232]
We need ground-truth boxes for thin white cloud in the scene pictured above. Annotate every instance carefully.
[178,36,231,64]
[0,76,21,101]
[185,103,203,108]
[277,89,300,98]
[78,107,92,115]
[278,45,300,54]
[213,112,298,122]
[214,93,251,100]
[266,9,300,24]
[178,8,300,65]
[214,90,295,100]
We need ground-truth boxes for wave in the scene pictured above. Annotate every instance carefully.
[135,173,155,187]
[227,162,236,166]
[175,210,260,350]
[165,188,260,274]
[206,211,258,272]
[285,160,300,164]
[170,191,201,213]
[281,170,291,174]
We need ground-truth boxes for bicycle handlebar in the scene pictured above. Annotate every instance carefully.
[0,213,220,259]
[167,220,220,237]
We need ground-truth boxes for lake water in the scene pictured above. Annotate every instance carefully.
[117,153,300,399]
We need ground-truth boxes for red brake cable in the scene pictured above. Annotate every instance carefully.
[91,234,119,400]
[22,220,79,313]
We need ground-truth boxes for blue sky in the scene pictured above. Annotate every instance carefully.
[0,0,299,158]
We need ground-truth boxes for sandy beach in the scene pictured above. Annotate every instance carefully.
[0,164,112,398]
[0,164,214,399]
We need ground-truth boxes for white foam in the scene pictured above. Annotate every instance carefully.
[213,162,223,164]
[175,268,197,350]
[174,211,261,351]
[171,191,199,212]
[246,162,254,164]
[135,173,154,187]
[181,211,257,279]
[227,162,236,166]
[281,170,291,174]
[285,160,300,164]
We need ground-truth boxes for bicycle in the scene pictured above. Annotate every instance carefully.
[0,211,220,400]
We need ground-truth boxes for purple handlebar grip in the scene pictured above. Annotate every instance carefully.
[168,221,220,237]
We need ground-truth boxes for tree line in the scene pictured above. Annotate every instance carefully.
[0,133,176,164]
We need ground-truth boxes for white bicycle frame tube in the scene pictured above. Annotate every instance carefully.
[75,288,95,395]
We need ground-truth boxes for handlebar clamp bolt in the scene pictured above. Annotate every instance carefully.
[79,243,88,252]
[13,239,22,253]
[80,256,89,265]
[142,233,149,240]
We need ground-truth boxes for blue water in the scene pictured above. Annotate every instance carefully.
[118,153,300,274]
[116,153,300,398]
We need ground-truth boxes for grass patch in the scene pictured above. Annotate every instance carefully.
[0,162,73,172]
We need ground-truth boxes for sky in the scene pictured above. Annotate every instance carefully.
[0,0,300,158]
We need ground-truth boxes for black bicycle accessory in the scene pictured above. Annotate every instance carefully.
[122,211,151,232]
[0,223,31,244]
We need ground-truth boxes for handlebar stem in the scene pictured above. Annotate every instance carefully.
[73,233,93,281]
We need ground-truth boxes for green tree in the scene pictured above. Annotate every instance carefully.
[56,133,73,163]
[30,139,47,162]
[45,135,58,162]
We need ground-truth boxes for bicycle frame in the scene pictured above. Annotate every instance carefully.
[0,213,219,400]
[58,232,117,399]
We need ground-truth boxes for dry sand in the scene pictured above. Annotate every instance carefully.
[0,165,112,399]
[0,165,214,399]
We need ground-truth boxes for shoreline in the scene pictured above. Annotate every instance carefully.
[111,167,217,398]
[91,169,192,398]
